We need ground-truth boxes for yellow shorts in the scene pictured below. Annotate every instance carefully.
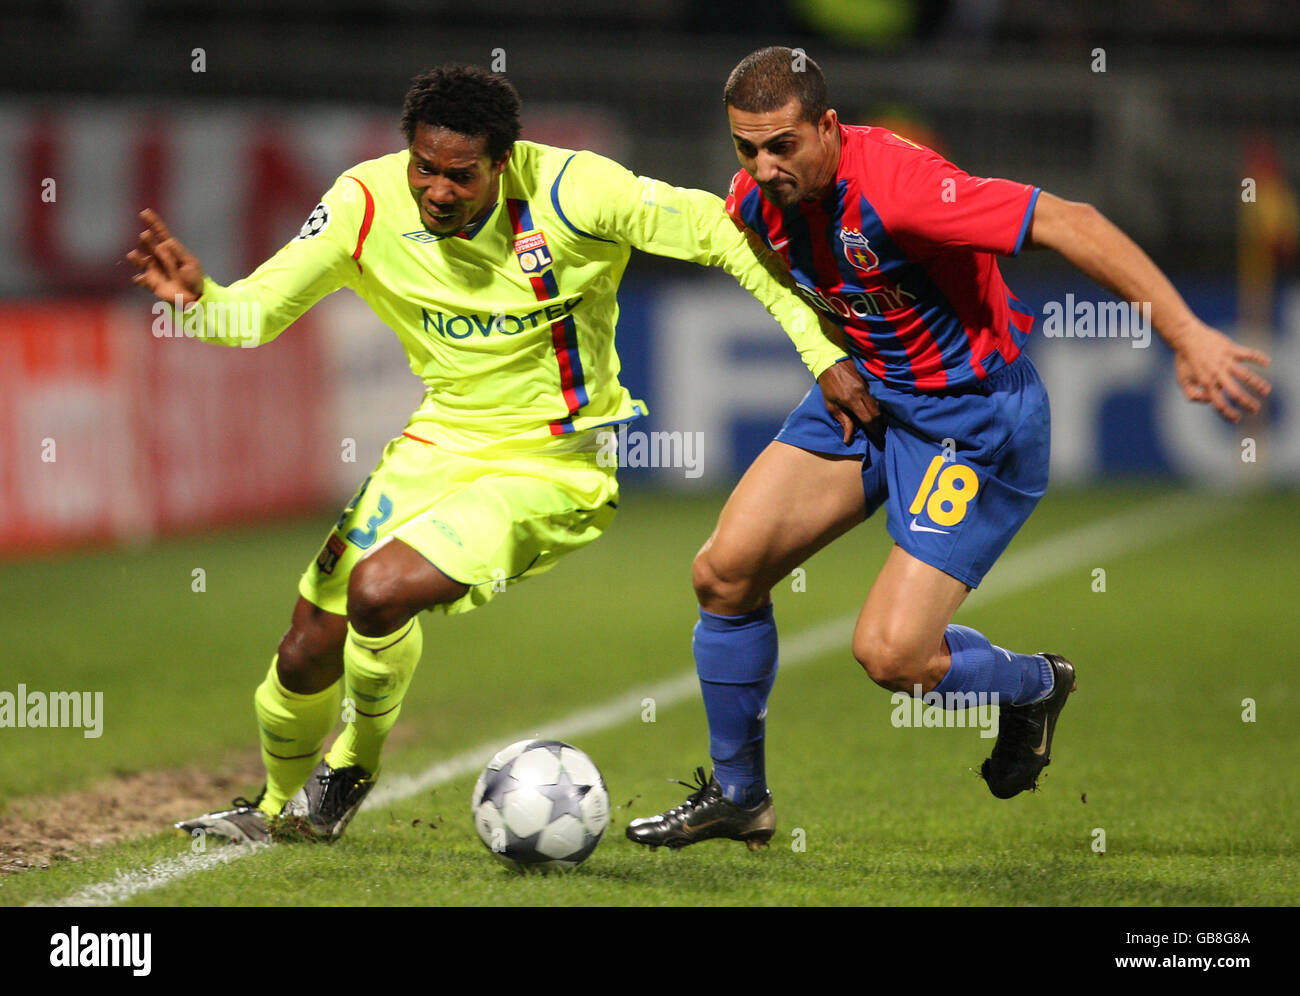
[299,431,619,617]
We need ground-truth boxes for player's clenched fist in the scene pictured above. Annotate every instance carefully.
[127,208,205,306]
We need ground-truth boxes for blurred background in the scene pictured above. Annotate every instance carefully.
[0,0,1296,556]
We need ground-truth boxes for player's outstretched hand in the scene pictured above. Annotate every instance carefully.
[127,208,205,306]
[1172,321,1272,423]
[818,359,885,447]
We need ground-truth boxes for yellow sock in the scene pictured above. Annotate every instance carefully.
[326,618,423,776]
[253,656,341,815]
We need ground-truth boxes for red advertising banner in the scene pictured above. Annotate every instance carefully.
[0,300,332,555]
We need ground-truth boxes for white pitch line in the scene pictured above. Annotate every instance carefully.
[40,843,269,908]
[39,492,1230,907]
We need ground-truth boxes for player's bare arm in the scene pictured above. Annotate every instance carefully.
[1027,191,1271,422]
[127,208,204,305]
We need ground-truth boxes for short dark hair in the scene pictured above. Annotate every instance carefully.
[400,64,521,162]
[723,46,829,123]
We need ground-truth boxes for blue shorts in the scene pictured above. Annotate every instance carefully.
[775,356,1051,588]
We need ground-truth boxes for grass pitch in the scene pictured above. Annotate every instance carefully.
[1,485,1297,907]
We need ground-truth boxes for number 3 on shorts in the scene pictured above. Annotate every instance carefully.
[908,455,980,527]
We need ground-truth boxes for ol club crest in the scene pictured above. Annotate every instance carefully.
[514,230,554,274]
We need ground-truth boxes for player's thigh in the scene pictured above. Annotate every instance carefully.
[852,543,970,673]
[299,434,428,619]
[299,435,544,614]
[876,357,1050,591]
[697,441,869,595]
[346,536,470,634]
[301,434,616,620]
[390,453,618,617]
[853,356,1051,674]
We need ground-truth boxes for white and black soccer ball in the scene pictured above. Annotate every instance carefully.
[471,739,610,871]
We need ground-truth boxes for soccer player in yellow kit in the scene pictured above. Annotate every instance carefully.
[128,65,871,843]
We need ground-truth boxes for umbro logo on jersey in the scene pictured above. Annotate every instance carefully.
[402,230,439,243]
[841,227,879,273]
[514,230,553,274]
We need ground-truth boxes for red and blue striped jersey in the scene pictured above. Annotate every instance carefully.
[725,124,1040,392]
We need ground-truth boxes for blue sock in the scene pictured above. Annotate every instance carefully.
[934,624,1054,706]
[694,605,778,806]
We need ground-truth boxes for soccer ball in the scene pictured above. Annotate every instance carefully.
[471,739,610,871]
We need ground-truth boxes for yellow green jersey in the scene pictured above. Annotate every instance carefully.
[189,141,847,450]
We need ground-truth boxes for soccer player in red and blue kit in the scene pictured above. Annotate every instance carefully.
[627,46,1273,849]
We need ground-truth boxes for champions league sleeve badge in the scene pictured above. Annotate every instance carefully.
[295,202,330,241]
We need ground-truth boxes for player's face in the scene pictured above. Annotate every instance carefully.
[407,124,510,236]
[728,99,840,208]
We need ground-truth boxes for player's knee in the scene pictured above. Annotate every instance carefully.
[276,625,343,694]
[692,547,765,614]
[853,628,927,692]
[347,555,410,638]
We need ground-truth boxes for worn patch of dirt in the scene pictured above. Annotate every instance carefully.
[0,719,431,875]
[0,754,265,874]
